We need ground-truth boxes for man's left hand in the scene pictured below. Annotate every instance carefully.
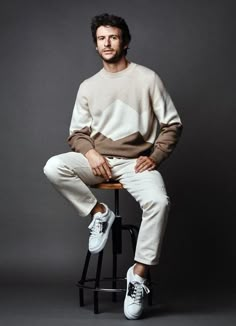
[134,156,156,173]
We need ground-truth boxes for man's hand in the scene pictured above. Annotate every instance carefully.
[85,149,112,181]
[135,156,156,173]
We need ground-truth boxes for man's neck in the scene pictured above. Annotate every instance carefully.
[103,57,130,73]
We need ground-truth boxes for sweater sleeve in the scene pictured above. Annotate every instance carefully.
[67,82,95,155]
[149,74,183,165]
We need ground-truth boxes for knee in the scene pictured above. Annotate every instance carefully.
[143,194,170,214]
[158,195,170,212]
[43,156,63,184]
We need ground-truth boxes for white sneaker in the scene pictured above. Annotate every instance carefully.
[124,265,150,320]
[88,203,115,254]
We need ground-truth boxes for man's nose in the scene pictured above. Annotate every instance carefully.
[104,37,111,47]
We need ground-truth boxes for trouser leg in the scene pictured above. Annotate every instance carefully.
[43,152,105,217]
[113,159,170,266]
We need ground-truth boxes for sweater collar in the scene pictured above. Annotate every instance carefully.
[100,62,136,78]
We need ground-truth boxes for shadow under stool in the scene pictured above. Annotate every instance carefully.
[77,181,152,314]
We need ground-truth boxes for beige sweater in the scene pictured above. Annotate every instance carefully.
[68,62,182,165]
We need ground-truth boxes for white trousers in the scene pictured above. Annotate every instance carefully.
[43,152,170,265]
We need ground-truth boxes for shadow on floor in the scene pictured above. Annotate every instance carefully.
[0,283,235,325]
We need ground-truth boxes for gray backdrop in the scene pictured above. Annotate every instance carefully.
[0,0,235,291]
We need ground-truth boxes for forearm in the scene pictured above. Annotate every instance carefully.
[150,122,183,165]
[67,129,94,155]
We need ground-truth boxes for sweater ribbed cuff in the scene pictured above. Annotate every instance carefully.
[149,149,169,166]
[77,142,94,156]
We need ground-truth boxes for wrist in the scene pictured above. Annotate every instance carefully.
[148,156,156,165]
[85,149,96,158]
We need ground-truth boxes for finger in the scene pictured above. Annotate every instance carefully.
[102,163,112,179]
[135,156,145,166]
[137,159,155,172]
[145,161,156,171]
[137,164,151,173]
[135,162,145,172]
[136,162,149,172]
[135,160,144,170]
[98,165,110,181]
[95,168,102,176]
[92,168,97,176]
[135,158,149,170]
[148,158,156,166]
[148,158,156,170]
[104,158,112,168]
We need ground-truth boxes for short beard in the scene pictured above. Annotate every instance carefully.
[99,48,126,63]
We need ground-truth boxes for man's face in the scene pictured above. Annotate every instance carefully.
[96,25,127,63]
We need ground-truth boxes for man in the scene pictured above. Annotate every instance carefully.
[44,13,182,319]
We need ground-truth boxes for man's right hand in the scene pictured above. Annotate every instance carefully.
[85,149,112,181]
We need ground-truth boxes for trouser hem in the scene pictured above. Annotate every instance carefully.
[79,199,97,217]
[134,256,159,266]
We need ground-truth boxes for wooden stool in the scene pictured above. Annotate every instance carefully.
[77,181,142,314]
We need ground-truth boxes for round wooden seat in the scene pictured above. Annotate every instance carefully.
[91,181,123,190]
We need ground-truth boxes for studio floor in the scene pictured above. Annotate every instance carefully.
[0,283,235,326]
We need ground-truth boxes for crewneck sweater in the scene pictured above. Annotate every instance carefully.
[68,62,182,165]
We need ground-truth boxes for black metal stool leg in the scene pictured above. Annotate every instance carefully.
[111,189,122,302]
[147,269,153,306]
[122,225,138,254]
[78,250,91,307]
[94,250,103,314]
[112,250,117,302]
[113,189,122,253]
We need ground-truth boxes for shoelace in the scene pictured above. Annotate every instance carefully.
[88,217,104,237]
[128,281,150,304]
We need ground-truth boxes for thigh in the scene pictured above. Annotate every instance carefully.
[52,151,105,185]
[118,161,168,203]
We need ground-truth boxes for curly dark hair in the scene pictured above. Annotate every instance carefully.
[91,13,131,55]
